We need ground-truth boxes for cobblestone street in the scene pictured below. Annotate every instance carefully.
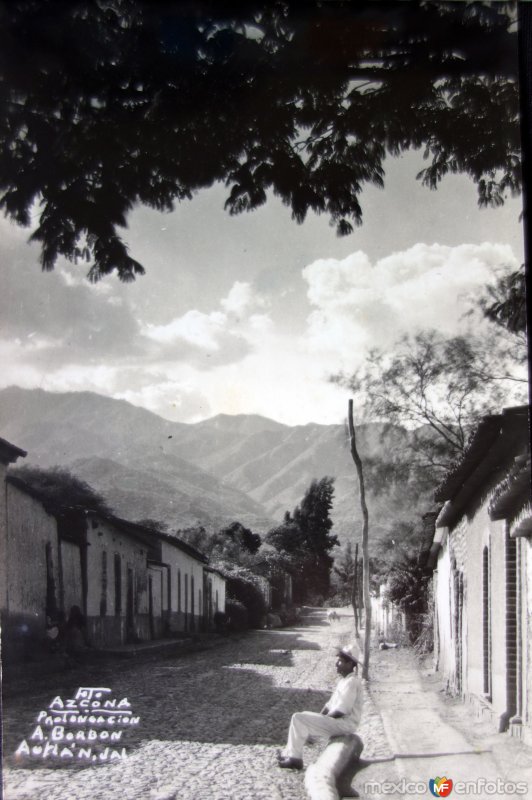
[2,610,392,800]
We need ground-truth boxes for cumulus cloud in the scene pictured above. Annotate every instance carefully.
[140,281,273,367]
[0,246,277,416]
[301,242,519,369]
[144,310,227,349]
[1,212,521,428]
[146,339,349,425]
[220,281,267,315]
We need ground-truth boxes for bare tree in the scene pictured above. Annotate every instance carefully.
[337,329,527,480]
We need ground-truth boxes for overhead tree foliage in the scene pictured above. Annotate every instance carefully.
[0,1,520,280]
[478,264,527,338]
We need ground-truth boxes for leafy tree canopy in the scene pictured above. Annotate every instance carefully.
[332,541,357,604]
[218,521,262,554]
[478,264,527,338]
[177,521,263,568]
[0,1,520,280]
[266,476,337,601]
[215,563,268,626]
[383,552,432,641]
[10,464,111,513]
[248,542,294,577]
[176,525,211,553]
[266,514,307,556]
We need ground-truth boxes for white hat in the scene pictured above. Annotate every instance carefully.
[337,643,361,664]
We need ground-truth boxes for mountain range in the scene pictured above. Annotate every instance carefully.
[0,387,429,551]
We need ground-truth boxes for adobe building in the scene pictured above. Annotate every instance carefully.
[1,461,226,659]
[429,406,532,744]
[0,438,28,659]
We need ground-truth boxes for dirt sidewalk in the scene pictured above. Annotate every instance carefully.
[362,646,532,800]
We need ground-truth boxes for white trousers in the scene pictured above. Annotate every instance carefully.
[283,711,355,759]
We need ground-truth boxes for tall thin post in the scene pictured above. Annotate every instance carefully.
[352,542,359,637]
[348,399,371,680]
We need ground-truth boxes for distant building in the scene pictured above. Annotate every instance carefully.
[203,565,227,630]
[372,586,405,641]
[1,457,226,660]
[429,406,532,744]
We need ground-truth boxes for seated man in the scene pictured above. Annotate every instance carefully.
[278,643,363,770]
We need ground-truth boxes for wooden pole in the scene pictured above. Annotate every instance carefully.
[348,399,371,680]
[352,542,359,637]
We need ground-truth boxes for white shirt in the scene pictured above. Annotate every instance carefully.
[327,672,363,728]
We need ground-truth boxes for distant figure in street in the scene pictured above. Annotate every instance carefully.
[327,610,339,623]
[64,605,89,666]
[277,643,363,770]
[45,612,63,653]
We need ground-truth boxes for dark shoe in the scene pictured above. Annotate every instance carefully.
[278,757,303,770]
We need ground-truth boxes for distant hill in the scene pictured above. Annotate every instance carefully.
[183,416,420,544]
[69,456,272,532]
[0,387,431,549]
[0,386,186,464]
[0,387,274,532]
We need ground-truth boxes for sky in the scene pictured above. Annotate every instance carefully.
[0,150,525,426]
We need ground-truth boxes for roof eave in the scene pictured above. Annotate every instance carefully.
[0,437,27,465]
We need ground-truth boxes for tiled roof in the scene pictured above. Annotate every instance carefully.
[489,455,531,522]
[434,415,504,502]
[434,406,530,530]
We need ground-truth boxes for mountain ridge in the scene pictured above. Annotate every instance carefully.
[0,386,426,547]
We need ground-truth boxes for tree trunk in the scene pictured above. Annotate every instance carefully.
[348,399,371,680]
